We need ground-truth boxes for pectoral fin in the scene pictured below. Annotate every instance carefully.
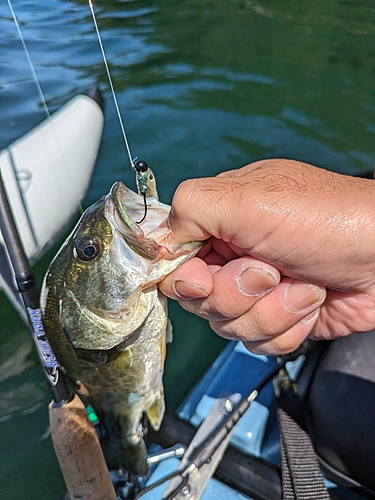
[146,386,165,431]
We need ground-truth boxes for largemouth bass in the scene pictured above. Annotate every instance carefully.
[40,169,201,476]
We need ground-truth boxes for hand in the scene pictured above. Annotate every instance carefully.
[159,159,375,355]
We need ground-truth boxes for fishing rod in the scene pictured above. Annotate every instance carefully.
[0,173,117,500]
[0,175,66,397]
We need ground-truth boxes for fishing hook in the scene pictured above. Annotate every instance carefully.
[134,160,149,224]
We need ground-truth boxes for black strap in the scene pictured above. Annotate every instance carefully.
[277,407,331,500]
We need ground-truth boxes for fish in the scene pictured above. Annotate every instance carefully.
[40,168,202,476]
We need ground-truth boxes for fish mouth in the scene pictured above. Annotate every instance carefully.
[105,181,204,272]
[106,181,201,263]
[106,182,163,261]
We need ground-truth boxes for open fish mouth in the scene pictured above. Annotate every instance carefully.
[105,181,200,262]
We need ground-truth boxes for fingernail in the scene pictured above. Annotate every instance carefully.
[237,267,278,297]
[284,283,323,313]
[172,280,209,300]
[301,309,320,324]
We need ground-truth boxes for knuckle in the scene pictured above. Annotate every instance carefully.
[210,316,263,343]
[244,337,298,356]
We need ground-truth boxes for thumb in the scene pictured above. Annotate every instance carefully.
[167,176,244,244]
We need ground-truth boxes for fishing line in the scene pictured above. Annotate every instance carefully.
[6,0,85,217]
[6,0,50,119]
[88,0,149,223]
[88,0,134,169]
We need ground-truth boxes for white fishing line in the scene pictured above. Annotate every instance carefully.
[7,0,50,119]
[88,0,135,169]
[6,0,85,216]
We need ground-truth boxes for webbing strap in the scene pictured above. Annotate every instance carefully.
[277,407,331,500]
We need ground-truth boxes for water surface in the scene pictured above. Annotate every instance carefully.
[0,1,374,498]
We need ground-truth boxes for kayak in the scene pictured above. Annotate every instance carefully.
[120,332,374,500]
[0,85,104,262]
[0,85,104,318]
[143,341,283,500]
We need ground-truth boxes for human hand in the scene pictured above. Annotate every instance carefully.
[159,159,375,355]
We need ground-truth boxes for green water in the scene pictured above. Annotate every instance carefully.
[0,1,374,498]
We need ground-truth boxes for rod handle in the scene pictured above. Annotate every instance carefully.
[49,394,117,500]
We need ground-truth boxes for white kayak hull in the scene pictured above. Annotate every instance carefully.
[0,87,104,319]
[0,91,104,262]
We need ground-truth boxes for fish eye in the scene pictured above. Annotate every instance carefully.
[75,238,102,261]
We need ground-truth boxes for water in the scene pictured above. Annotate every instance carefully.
[0,0,374,498]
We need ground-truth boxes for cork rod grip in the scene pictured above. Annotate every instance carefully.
[49,395,117,500]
